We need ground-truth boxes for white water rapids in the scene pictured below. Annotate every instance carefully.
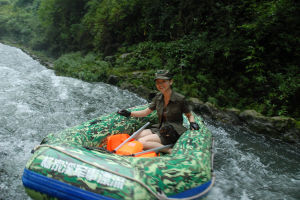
[0,43,299,200]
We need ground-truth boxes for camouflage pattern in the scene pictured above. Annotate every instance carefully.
[23,104,213,200]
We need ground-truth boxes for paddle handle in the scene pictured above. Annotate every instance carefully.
[113,122,150,152]
[132,144,173,156]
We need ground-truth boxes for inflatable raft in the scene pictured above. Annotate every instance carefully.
[22,104,215,200]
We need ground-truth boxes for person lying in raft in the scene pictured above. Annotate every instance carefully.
[118,69,200,154]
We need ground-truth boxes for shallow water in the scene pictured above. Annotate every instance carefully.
[0,43,299,200]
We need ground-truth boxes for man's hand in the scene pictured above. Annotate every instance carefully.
[117,109,131,117]
[190,122,199,130]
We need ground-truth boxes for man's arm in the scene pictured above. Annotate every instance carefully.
[131,108,153,117]
[185,112,199,130]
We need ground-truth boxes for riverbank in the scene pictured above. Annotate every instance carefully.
[1,41,299,144]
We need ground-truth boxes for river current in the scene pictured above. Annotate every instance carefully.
[0,43,299,200]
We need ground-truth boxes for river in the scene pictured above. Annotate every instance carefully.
[0,43,299,200]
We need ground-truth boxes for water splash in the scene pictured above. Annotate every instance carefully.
[205,122,300,200]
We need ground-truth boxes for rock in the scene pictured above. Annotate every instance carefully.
[217,111,241,125]
[224,108,241,116]
[271,116,295,132]
[239,110,276,135]
[132,72,143,79]
[283,133,297,143]
[190,99,204,111]
[199,102,218,115]
[119,53,131,59]
[46,62,54,69]
[283,128,300,143]
[107,75,119,85]
[189,97,204,105]
[237,110,300,142]
[120,82,134,91]
[188,97,204,111]
[239,110,264,120]
[190,101,238,124]
[217,108,241,125]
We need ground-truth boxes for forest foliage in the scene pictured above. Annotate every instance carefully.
[0,0,299,118]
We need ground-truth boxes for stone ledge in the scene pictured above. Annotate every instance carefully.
[189,98,300,144]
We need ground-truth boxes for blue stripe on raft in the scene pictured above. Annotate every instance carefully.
[168,180,212,199]
[22,168,116,200]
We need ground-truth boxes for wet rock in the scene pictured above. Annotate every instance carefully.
[238,111,298,140]
[189,100,300,143]
[191,101,241,125]
[283,133,297,143]
[239,109,264,120]
[218,109,241,125]
[283,128,300,143]
[189,97,204,108]
[197,102,218,117]
[224,107,241,115]
[271,116,295,132]
[188,97,204,115]
[240,110,276,136]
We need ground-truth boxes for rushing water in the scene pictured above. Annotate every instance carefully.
[0,43,299,200]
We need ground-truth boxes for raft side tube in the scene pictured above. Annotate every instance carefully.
[22,168,116,200]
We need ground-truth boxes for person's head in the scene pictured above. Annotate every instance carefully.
[154,70,173,93]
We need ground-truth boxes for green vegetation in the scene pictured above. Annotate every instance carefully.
[54,52,110,82]
[0,0,299,119]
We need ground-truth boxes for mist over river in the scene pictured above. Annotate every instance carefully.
[0,43,299,199]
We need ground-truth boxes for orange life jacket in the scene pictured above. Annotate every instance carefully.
[104,133,157,157]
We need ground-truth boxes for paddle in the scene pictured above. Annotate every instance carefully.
[112,122,150,153]
[131,144,173,156]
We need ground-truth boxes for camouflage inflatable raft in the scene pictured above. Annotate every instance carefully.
[22,104,215,200]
